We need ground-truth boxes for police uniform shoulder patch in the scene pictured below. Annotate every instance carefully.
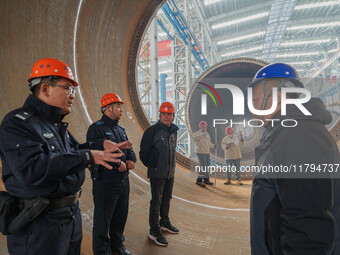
[14,111,34,121]
[95,120,104,126]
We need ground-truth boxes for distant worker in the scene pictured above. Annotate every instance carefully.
[221,127,244,185]
[139,102,179,247]
[87,93,136,255]
[192,121,214,187]
[0,58,122,255]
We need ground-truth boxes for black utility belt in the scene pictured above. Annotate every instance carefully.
[20,189,82,210]
[0,189,82,235]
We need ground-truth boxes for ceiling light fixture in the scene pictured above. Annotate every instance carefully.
[212,12,269,30]
[281,39,331,46]
[221,46,263,57]
[295,1,339,10]
[217,31,265,45]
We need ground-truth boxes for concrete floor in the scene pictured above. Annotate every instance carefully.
[0,1,253,253]
[1,1,339,254]
[82,167,252,255]
[1,163,252,255]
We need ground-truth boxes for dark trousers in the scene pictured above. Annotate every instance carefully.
[149,177,174,231]
[7,202,82,255]
[196,153,210,182]
[92,174,130,255]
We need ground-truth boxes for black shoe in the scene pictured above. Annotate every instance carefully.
[196,181,206,187]
[116,244,131,255]
[160,222,179,234]
[203,180,213,185]
[148,229,168,246]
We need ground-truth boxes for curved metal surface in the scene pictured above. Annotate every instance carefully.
[1,1,339,254]
[0,1,252,254]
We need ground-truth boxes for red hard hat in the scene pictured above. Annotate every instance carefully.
[28,58,78,86]
[226,126,233,134]
[159,102,175,113]
[199,121,207,127]
[101,93,124,108]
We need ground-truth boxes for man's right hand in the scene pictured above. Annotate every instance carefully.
[91,148,124,170]
[118,161,127,172]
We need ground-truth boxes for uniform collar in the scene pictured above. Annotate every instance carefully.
[157,120,179,134]
[24,94,65,123]
[102,114,119,127]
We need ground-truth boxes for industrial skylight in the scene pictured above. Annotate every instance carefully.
[286,61,313,65]
[276,52,321,57]
[204,0,221,5]
[212,12,269,30]
[217,32,265,45]
[295,1,340,10]
[281,39,331,46]
[221,46,263,57]
[288,22,340,30]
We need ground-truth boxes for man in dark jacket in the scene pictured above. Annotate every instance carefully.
[249,63,339,254]
[0,58,122,255]
[87,93,136,255]
[139,102,179,246]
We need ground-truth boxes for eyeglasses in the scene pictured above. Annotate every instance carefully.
[48,84,76,96]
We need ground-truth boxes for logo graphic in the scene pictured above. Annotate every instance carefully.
[201,84,311,116]
[198,82,222,115]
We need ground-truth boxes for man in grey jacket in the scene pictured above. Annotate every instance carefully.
[139,102,179,247]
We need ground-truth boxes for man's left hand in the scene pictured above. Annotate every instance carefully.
[126,160,135,170]
[103,140,119,151]
[118,141,133,150]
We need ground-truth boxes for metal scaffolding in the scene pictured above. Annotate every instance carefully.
[137,0,214,156]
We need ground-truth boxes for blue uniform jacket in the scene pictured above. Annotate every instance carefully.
[0,95,96,200]
[86,114,136,180]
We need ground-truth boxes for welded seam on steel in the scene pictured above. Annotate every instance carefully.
[73,0,93,125]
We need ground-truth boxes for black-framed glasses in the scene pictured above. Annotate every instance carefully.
[48,84,76,96]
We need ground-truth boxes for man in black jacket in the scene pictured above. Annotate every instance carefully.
[140,102,179,246]
[87,93,136,255]
[0,58,122,255]
[249,63,339,254]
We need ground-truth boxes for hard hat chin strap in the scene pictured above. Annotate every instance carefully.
[260,79,287,120]
[108,104,119,120]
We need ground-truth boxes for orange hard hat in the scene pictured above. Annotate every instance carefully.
[226,126,233,134]
[101,93,124,108]
[159,102,175,113]
[199,121,207,127]
[28,58,78,86]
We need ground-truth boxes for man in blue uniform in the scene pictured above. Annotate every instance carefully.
[87,93,136,255]
[0,58,123,255]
